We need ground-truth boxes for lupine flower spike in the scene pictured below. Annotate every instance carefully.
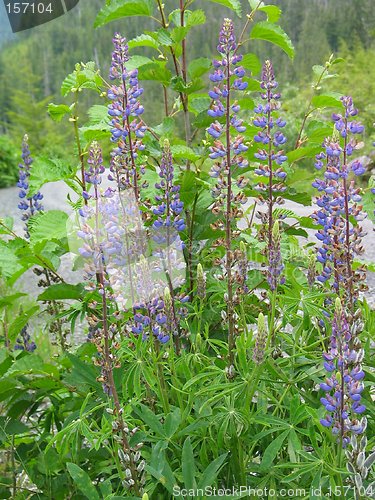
[253,61,287,291]
[17,135,43,238]
[253,313,267,365]
[108,33,147,200]
[320,298,366,447]
[207,18,249,377]
[312,96,367,308]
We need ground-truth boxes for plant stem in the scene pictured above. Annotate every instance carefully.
[224,50,235,376]
[152,334,170,414]
[342,122,354,311]
[72,92,87,204]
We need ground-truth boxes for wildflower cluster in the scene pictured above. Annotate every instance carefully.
[128,143,187,348]
[312,96,367,304]
[17,135,43,238]
[108,33,147,199]
[320,298,366,446]
[253,61,287,291]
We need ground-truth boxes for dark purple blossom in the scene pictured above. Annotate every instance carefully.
[17,135,43,238]
[14,326,36,352]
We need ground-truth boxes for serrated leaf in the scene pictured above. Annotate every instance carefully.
[37,283,84,301]
[207,0,242,16]
[8,305,39,343]
[259,5,281,22]
[47,103,71,122]
[171,145,200,162]
[312,92,343,108]
[188,57,212,79]
[28,157,75,196]
[251,21,294,59]
[87,105,109,125]
[127,55,153,71]
[29,210,68,244]
[67,463,99,500]
[94,0,154,28]
[186,9,206,27]
[128,34,159,51]
[0,241,23,279]
[138,62,172,86]
[242,53,261,74]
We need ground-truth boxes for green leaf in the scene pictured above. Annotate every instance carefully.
[312,92,343,108]
[94,0,154,28]
[127,55,153,71]
[61,62,101,96]
[47,103,71,122]
[138,62,172,86]
[198,453,228,489]
[258,5,282,22]
[0,241,23,279]
[207,0,242,16]
[67,463,99,500]
[133,403,165,436]
[259,429,289,471]
[29,210,68,244]
[37,283,84,301]
[250,21,294,59]
[242,53,261,74]
[287,146,321,163]
[182,437,196,490]
[28,157,75,196]
[171,145,200,162]
[188,57,212,79]
[128,34,159,51]
[0,417,29,440]
[87,104,110,125]
[186,9,206,27]
[8,306,39,343]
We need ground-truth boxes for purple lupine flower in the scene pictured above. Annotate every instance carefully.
[207,18,249,377]
[320,298,366,447]
[153,140,185,235]
[253,61,287,291]
[312,97,367,304]
[107,33,147,201]
[14,326,36,352]
[17,135,43,238]
[253,313,267,365]
[267,221,285,291]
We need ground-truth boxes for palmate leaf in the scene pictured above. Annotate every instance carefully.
[250,21,295,59]
[94,0,154,28]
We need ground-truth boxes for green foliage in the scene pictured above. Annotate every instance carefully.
[0,0,374,498]
[0,136,18,188]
